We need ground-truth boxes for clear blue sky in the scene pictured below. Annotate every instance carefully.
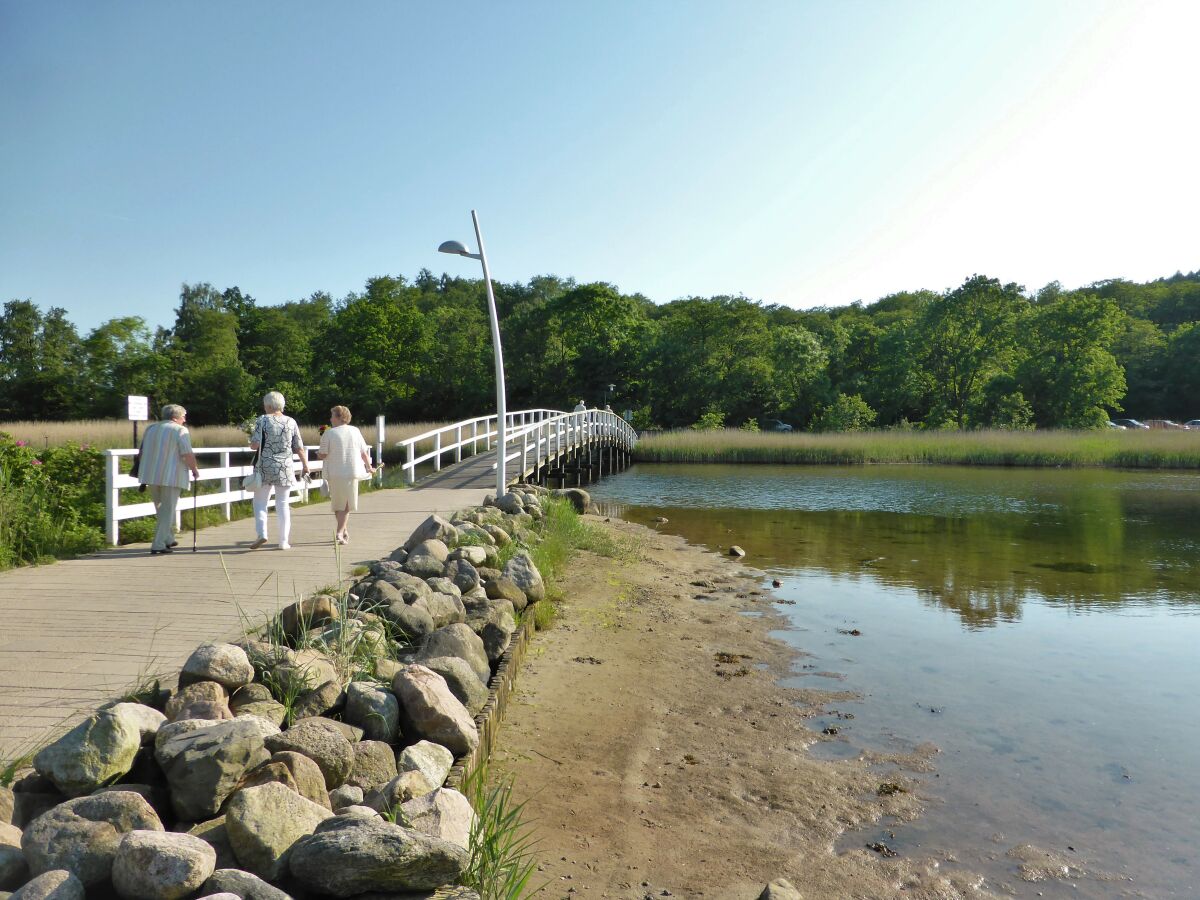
[2,1,1196,332]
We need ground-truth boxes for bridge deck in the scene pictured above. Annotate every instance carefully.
[0,479,490,758]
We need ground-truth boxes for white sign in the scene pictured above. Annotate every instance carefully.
[127,395,149,421]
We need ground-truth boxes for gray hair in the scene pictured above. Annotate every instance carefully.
[262,391,286,413]
[161,404,186,421]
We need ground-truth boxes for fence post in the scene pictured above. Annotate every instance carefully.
[472,420,478,456]
[406,442,415,485]
[521,430,529,481]
[376,415,385,487]
[455,425,462,463]
[105,451,119,546]
[220,451,231,520]
[434,432,442,472]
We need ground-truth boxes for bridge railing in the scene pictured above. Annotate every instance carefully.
[103,445,342,546]
[397,408,562,483]
[501,410,637,479]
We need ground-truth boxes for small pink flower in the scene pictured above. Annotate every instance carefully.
[15,440,27,447]
[31,459,42,466]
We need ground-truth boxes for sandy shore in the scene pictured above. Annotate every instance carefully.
[491,516,999,900]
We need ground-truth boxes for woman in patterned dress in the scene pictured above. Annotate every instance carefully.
[248,391,310,550]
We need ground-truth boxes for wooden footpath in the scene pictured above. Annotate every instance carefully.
[0,480,490,758]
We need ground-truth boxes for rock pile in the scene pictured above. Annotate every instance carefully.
[1,489,561,899]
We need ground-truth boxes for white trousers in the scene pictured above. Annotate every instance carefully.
[147,484,180,551]
[252,484,292,545]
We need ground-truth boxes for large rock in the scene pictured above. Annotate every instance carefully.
[758,878,804,900]
[492,492,525,515]
[107,703,168,745]
[402,515,458,553]
[224,784,332,883]
[165,682,232,724]
[291,681,344,721]
[180,644,254,691]
[502,551,545,603]
[347,742,398,792]
[419,657,488,715]
[268,752,329,809]
[363,772,433,813]
[232,700,287,729]
[186,818,237,870]
[465,599,517,664]
[481,524,511,546]
[396,742,454,791]
[371,571,432,605]
[279,596,339,640]
[404,541,450,580]
[415,624,489,685]
[111,830,216,900]
[201,868,293,900]
[0,840,26,891]
[264,719,353,789]
[9,774,64,830]
[21,791,163,886]
[553,487,590,513]
[288,816,468,895]
[33,710,142,797]
[447,545,487,567]
[156,720,269,821]
[424,577,460,599]
[281,651,338,692]
[390,667,479,757]
[344,684,400,744]
[422,593,466,630]
[399,789,476,851]
[380,601,436,644]
[9,870,85,900]
[328,786,364,812]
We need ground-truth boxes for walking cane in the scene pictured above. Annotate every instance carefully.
[192,475,198,553]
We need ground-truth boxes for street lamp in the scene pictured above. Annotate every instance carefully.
[604,383,615,408]
[439,210,508,497]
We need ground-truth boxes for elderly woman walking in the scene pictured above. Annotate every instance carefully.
[248,391,309,550]
[317,405,376,544]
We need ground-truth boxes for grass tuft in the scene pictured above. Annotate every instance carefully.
[461,762,545,900]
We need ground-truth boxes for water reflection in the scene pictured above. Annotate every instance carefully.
[594,464,1200,628]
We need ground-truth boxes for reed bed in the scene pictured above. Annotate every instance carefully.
[634,428,1200,469]
[0,419,452,451]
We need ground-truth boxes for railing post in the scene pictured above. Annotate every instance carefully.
[376,415,385,487]
[455,425,462,463]
[434,432,442,472]
[486,417,492,451]
[105,451,119,546]
[472,420,478,456]
[220,451,231,520]
[406,442,415,484]
[522,430,529,480]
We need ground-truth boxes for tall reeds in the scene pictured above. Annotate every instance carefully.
[634,428,1200,469]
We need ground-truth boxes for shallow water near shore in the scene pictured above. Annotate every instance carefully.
[590,463,1200,898]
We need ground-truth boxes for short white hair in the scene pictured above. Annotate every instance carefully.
[162,404,186,420]
[263,391,286,413]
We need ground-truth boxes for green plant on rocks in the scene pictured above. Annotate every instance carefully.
[461,763,544,900]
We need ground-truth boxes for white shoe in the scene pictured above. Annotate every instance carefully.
[279,543,291,551]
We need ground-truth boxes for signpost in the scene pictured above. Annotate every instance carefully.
[127,395,149,447]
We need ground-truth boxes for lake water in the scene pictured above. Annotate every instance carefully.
[589,464,1200,898]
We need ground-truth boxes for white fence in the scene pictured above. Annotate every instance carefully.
[105,408,637,545]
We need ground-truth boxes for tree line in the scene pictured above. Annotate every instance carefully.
[1,268,1198,431]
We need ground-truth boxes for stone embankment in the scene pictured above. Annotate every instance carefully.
[0,483,571,900]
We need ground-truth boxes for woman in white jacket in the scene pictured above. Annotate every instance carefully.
[317,405,376,544]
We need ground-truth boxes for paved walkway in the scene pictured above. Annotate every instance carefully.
[0,480,490,758]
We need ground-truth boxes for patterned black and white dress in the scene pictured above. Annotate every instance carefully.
[250,414,304,488]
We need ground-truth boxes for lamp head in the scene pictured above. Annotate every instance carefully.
[438,240,473,257]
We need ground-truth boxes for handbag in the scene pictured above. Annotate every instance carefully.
[242,447,262,490]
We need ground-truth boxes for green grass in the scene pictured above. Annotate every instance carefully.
[526,498,623,603]
[634,428,1200,469]
[461,762,545,900]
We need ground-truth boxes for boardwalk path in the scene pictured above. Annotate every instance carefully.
[0,479,490,757]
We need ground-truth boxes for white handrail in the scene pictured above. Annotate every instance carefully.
[396,408,563,483]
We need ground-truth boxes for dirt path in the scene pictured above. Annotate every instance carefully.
[491,516,997,900]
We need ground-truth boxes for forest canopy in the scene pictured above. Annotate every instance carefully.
[2,269,1198,430]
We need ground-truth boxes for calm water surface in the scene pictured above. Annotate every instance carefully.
[589,464,1200,898]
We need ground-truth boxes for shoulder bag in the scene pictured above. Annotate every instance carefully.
[243,417,264,490]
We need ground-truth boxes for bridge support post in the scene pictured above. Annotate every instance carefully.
[220,451,232,520]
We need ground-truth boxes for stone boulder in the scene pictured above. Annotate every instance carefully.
[492,492,525,515]
[758,878,804,900]
[344,684,400,744]
[111,830,216,900]
[186,818,237,870]
[165,682,232,724]
[107,703,167,745]
[201,868,293,900]
[267,752,329,809]
[0,825,27,891]
[481,524,510,546]
[231,701,287,729]
[424,577,460,598]
[21,791,163,886]
[224,783,332,882]
[372,571,432,605]
[502,551,545,603]
[288,816,468,895]
[415,624,490,685]
[443,561,480,597]
[422,593,466,630]
[483,576,526,610]
[396,742,454,792]
[379,601,436,644]
[33,710,143,797]
[9,774,65,830]
[399,789,475,850]
[346,742,398,792]
[180,644,254,691]
[447,545,488,566]
[156,720,269,821]
[9,870,85,900]
[328,786,363,812]
[404,541,450,580]
[279,596,339,640]
[465,599,517,664]
[553,487,590,513]
[402,515,458,552]
[264,719,353,789]
[363,772,434,813]
[291,681,344,721]
[418,657,488,715]
[390,667,479,758]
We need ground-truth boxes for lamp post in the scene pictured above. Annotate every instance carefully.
[604,383,615,409]
[439,210,508,497]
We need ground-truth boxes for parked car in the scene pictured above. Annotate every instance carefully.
[765,419,793,433]
[1184,420,1200,430]
[1106,421,1126,429]
[1111,418,1150,429]
[1143,419,1187,430]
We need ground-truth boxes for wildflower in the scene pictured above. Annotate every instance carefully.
[318,424,328,435]
[31,459,42,466]
[15,440,27,447]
